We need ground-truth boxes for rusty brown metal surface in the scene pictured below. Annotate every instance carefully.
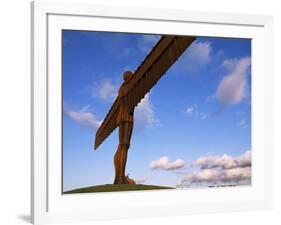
[94,35,196,150]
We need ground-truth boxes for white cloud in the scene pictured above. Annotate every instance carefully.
[135,94,159,130]
[215,57,251,106]
[184,104,209,120]
[149,156,185,170]
[135,176,148,184]
[185,104,197,115]
[64,105,102,129]
[187,41,212,64]
[177,150,251,188]
[179,41,212,71]
[92,79,118,101]
[236,119,248,129]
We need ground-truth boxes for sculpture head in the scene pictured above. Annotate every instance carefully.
[123,71,133,82]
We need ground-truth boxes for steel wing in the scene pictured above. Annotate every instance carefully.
[124,35,196,112]
[94,35,196,149]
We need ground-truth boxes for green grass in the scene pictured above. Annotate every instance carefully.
[64,184,174,194]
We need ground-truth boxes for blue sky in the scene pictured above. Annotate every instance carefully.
[62,30,251,191]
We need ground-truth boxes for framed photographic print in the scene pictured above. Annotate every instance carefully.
[31,1,273,224]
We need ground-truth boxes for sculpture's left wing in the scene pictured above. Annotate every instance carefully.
[124,35,196,113]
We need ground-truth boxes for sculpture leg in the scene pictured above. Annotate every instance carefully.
[113,144,123,184]
[113,122,135,184]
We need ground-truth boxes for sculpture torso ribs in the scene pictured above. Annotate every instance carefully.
[116,82,134,125]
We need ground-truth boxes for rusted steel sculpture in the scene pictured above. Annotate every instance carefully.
[94,35,196,184]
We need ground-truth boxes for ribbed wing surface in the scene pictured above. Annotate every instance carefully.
[125,35,196,112]
[94,35,196,150]
[94,98,120,149]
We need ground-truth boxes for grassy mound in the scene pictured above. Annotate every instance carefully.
[64,184,174,194]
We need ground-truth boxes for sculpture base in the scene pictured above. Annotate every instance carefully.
[114,175,136,185]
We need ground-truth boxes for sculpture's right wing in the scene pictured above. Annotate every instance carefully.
[124,35,196,112]
[94,98,120,150]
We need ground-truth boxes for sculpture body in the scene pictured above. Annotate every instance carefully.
[114,71,135,184]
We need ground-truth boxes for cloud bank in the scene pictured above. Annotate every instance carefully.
[177,150,251,188]
[193,150,251,169]
[149,156,185,170]
[134,94,159,130]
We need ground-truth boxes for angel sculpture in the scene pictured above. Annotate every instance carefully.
[94,35,196,184]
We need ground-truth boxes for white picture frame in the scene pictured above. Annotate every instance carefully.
[31,1,273,224]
